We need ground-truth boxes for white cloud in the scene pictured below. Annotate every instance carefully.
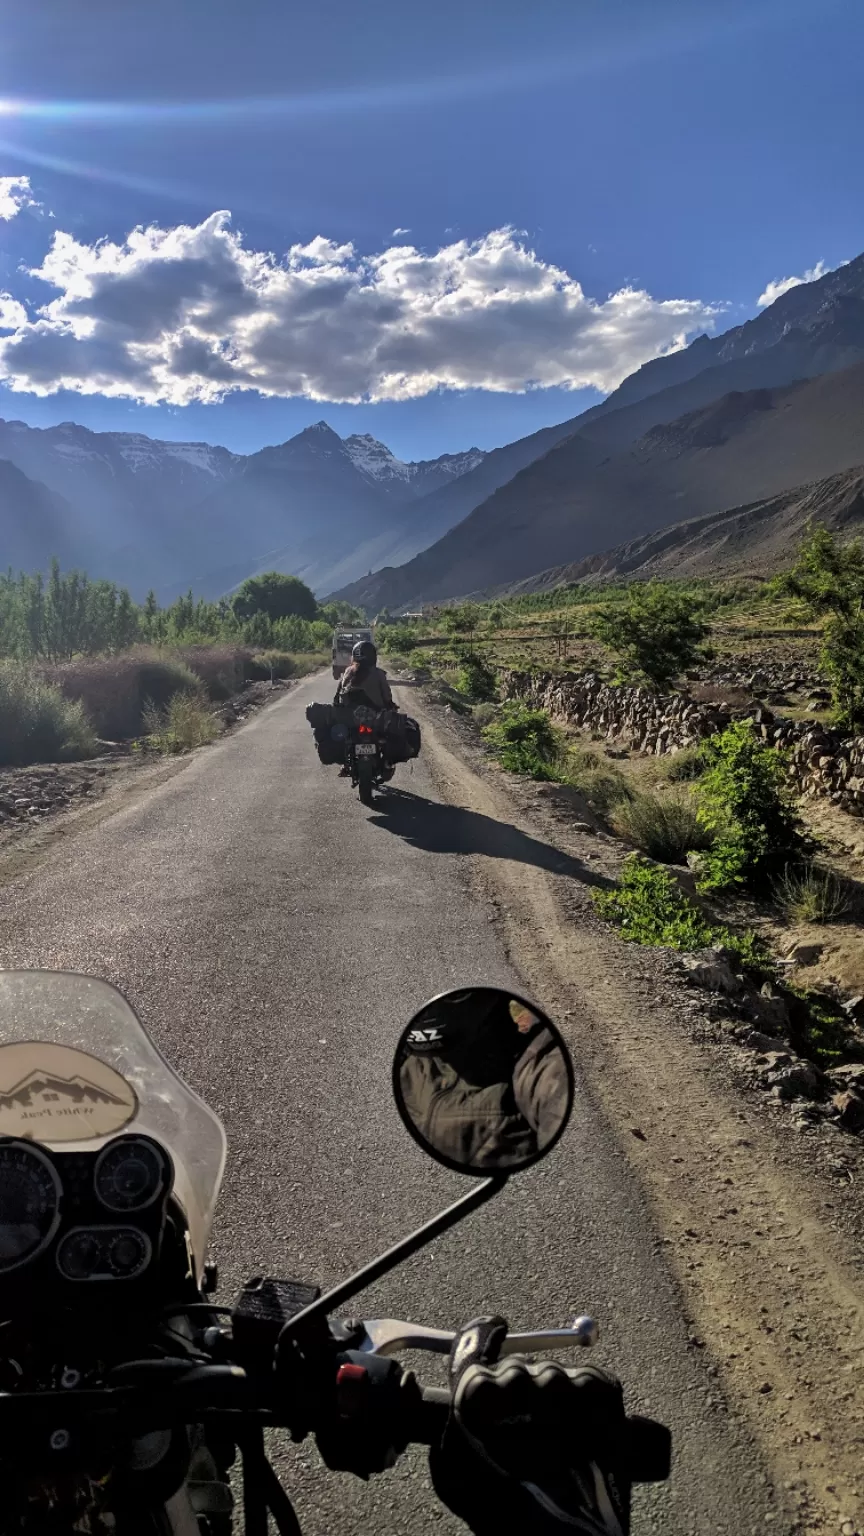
[0,175,37,220]
[0,212,720,406]
[757,259,829,308]
[392,226,411,237]
[0,294,27,329]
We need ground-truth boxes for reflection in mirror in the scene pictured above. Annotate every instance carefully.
[392,987,574,1177]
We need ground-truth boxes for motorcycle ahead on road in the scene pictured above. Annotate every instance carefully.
[306,701,421,807]
[0,971,671,1534]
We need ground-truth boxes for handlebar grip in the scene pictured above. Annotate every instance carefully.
[412,1387,449,1446]
[624,1415,672,1483]
[414,1390,670,1483]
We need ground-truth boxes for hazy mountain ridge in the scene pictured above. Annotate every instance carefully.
[0,417,492,597]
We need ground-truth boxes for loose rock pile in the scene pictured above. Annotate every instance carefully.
[690,658,822,696]
[0,766,104,827]
[679,948,864,1131]
[500,670,864,815]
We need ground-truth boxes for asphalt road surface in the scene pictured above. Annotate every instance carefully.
[0,677,775,1535]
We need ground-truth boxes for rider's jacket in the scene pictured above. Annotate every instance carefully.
[335,664,394,711]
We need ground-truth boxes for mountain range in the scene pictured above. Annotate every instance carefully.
[3,250,864,606]
[0,417,501,598]
[332,251,864,610]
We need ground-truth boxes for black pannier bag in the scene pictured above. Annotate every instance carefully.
[380,712,422,763]
[305,702,347,765]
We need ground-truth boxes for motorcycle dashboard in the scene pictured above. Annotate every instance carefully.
[0,1134,173,1286]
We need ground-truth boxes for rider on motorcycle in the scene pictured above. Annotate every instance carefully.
[335,640,394,712]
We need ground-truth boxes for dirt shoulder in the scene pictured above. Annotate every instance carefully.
[404,683,864,1536]
[0,678,301,891]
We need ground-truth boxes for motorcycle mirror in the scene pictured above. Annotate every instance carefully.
[392,987,574,1177]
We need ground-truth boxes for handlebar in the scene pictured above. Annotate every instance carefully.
[0,1314,671,1487]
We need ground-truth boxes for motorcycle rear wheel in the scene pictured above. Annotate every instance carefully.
[358,778,375,807]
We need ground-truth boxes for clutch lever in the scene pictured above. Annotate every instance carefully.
[357,1316,598,1357]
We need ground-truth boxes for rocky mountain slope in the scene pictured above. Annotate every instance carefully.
[496,464,864,592]
[333,362,864,610]
[0,459,75,574]
[333,253,864,610]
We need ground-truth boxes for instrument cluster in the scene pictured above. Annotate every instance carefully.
[0,1134,173,1284]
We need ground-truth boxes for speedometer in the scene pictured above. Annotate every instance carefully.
[0,1141,62,1273]
[94,1136,169,1213]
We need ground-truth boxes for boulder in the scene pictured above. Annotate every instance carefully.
[825,1062,864,1092]
[832,1090,864,1132]
[756,1051,822,1100]
[680,949,744,997]
[783,940,824,967]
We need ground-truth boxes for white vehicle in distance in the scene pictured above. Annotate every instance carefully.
[331,626,374,680]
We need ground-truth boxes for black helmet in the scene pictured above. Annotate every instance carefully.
[352,640,377,665]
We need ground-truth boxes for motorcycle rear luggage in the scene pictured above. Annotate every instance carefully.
[380,713,421,762]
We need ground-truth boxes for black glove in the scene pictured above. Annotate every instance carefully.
[430,1317,633,1536]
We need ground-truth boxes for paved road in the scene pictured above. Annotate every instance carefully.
[0,677,774,1534]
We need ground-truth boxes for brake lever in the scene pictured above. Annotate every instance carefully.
[356,1316,598,1357]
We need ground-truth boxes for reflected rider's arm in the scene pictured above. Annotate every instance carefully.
[512,1029,570,1149]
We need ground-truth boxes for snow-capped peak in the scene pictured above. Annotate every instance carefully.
[344,432,488,491]
[344,433,408,483]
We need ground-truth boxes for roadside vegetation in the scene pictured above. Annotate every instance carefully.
[0,661,97,766]
[373,540,864,1081]
[0,562,358,764]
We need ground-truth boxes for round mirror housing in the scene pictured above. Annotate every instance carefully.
[393,987,574,1177]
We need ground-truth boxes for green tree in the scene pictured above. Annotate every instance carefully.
[232,571,317,624]
[591,582,708,690]
[780,526,864,730]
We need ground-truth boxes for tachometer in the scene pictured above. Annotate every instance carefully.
[94,1136,169,1213]
[0,1141,62,1273]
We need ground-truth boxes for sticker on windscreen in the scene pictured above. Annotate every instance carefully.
[0,1042,137,1142]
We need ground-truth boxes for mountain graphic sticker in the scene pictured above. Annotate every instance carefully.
[0,1043,137,1142]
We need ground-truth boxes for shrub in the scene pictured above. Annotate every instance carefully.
[590,583,709,689]
[454,656,499,703]
[472,701,500,728]
[176,646,250,699]
[610,790,713,863]
[695,722,805,893]
[378,624,420,653]
[482,703,560,778]
[661,747,704,783]
[0,661,97,765]
[563,747,632,813]
[142,692,221,754]
[592,855,766,968]
[774,863,851,924]
[252,650,297,680]
[39,653,202,739]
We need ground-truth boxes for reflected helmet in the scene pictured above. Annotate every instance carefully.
[352,640,377,665]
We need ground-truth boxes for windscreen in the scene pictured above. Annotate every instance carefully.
[0,971,226,1277]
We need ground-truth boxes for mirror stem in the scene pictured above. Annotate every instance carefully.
[278,1175,507,1347]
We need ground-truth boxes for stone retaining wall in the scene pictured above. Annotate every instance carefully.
[499,670,864,815]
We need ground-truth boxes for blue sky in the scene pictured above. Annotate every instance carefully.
[0,0,860,461]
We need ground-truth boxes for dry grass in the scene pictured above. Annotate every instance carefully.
[774,863,851,924]
[142,692,221,754]
[610,789,713,864]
